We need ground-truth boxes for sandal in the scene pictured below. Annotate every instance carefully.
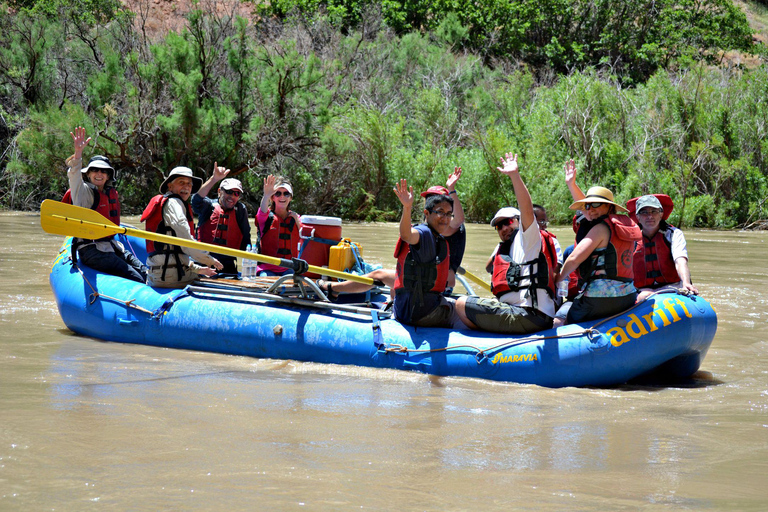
[316,279,337,300]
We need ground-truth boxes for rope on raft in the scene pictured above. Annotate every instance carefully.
[70,258,155,316]
[376,289,691,362]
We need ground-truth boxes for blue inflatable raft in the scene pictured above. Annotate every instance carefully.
[49,234,717,388]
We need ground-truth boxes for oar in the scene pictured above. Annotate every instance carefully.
[457,266,491,292]
[40,199,375,285]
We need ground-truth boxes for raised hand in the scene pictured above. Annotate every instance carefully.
[446,166,462,190]
[496,153,519,176]
[564,159,577,185]
[212,162,230,182]
[393,179,414,208]
[263,174,277,198]
[70,126,92,160]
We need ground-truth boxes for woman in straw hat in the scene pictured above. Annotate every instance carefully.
[553,160,641,326]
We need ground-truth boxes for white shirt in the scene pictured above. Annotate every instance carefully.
[496,221,556,318]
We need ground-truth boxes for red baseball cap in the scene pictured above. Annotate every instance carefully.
[420,185,450,198]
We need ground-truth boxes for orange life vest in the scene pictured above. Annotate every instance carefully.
[140,194,195,281]
[578,214,641,283]
[62,185,120,240]
[256,210,301,260]
[393,233,450,296]
[196,202,246,250]
[490,230,557,307]
[633,225,682,288]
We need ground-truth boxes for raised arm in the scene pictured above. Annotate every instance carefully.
[446,166,464,231]
[260,174,278,213]
[196,162,230,198]
[497,153,535,231]
[394,179,420,245]
[564,159,585,202]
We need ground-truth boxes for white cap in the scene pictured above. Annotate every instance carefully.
[220,178,243,193]
[490,207,521,227]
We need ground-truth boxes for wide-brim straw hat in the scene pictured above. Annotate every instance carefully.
[160,166,203,194]
[569,186,628,213]
[627,194,674,223]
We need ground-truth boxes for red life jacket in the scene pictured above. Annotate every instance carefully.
[62,185,121,239]
[633,225,682,288]
[196,202,245,250]
[256,210,301,260]
[490,230,557,307]
[393,232,450,296]
[140,194,195,281]
[578,214,641,283]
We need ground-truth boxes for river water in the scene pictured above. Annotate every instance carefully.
[1,211,767,511]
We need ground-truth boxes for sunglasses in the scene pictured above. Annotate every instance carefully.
[583,202,606,210]
[637,208,662,216]
[223,189,241,197]
[274,191,292,198]
[494,217,518,229]
[88,168,111,175]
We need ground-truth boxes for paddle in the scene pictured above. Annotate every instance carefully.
[40,199,375,285]
[457,266,492,292]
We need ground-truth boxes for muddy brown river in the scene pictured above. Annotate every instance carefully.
[1,211,766,510]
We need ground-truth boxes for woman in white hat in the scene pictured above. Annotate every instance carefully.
[254,174,302,276]
[63,126,146,283]
[554,160,641,325]
[140,166,223,288]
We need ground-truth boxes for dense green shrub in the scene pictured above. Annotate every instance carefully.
[0,1,766,227]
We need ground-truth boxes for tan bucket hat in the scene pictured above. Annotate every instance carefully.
[569,186,628,213]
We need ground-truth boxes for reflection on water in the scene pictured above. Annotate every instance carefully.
[1,212,767,510]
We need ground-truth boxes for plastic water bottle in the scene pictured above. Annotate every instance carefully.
[557,278,569,298]
[243,244,254,280]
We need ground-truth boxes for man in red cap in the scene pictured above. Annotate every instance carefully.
[627,194,698,301]
[192,163,251,275]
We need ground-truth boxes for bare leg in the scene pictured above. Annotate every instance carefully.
[319,268,395,295]
[455,296,478,329]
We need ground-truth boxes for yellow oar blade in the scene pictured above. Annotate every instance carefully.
[457,266,491,292]
[40,200,375,286]
[41,199,125,239]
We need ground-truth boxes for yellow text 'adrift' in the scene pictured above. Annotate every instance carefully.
[606,297,692,347]
[491,352,538,364]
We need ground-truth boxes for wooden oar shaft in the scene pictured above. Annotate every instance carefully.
[41,200,374,285]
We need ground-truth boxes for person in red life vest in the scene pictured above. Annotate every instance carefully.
[254,174,302,276]
[141,167,223,288]
[553,162,641,326]
[315,171,464,301]
[627,194,698,301]
[64,126,146,283]
[420,166,466,293]
[391,178,459,328]
[455,153,557,333]
[191,163,251,276]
